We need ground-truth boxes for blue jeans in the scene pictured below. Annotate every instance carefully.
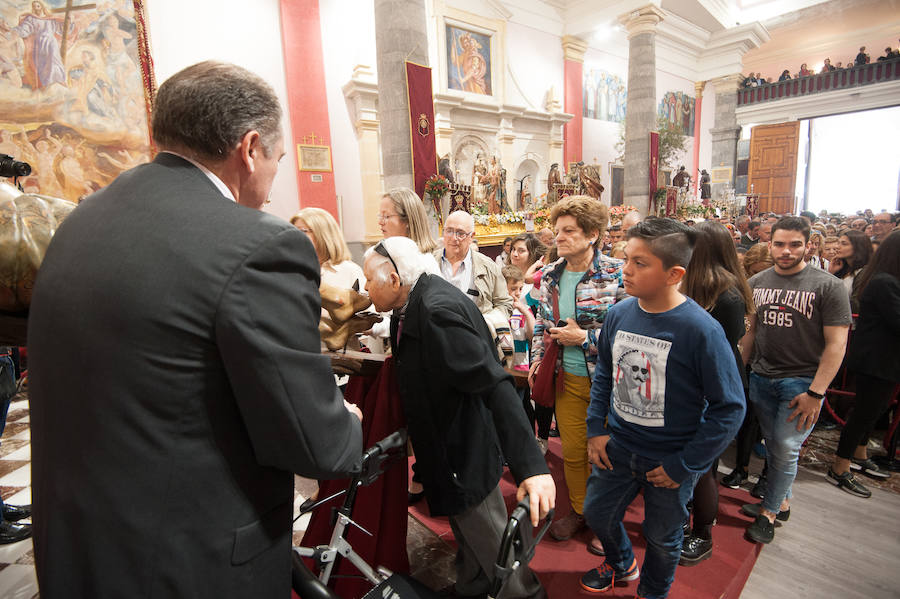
[749,373,817,514]
[583,438,700,599]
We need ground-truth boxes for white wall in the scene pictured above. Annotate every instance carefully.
[145,0,299,222]
[319,0,377,242]
[505,21,564,111]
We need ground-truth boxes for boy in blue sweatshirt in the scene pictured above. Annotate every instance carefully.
[580,219,745,598]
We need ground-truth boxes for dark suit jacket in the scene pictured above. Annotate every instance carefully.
[391,274,548,517]
[27,153,363,598]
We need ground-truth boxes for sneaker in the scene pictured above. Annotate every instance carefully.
[850,457,891,479]
[580,558,639,593]
[548,427,560,438]
[679,535,712,566]
[740,502,790,522]
[536,438,549,456]
[549,511,585,541]
[826,469,872,498]
[750,475,766,499]
[745,514,774,544]
[721,468,748,489]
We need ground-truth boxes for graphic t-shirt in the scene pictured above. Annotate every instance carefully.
[586,297,746,483]
[748,265,852,379]
[509,309,530,370]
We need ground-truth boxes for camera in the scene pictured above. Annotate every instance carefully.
[0,154,32,178]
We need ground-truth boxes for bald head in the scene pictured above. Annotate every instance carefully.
[621,210,642,231]
[443,210,475,263]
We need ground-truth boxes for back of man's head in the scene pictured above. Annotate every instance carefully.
[772,216,811,242]
[626,218,696,269]
[621,210,642,231]
[152,61,282,162]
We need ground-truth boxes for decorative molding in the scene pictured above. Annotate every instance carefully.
[618,4,666,39]
[736,79,900,126]
[486,0,513,20]
[711,73,744,94]
[695,80,707,96]
[561,35,589,63]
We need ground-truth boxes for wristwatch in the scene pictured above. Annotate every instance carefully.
[806,389,825,399]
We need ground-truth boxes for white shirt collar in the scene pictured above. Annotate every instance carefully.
[162,151,235,203]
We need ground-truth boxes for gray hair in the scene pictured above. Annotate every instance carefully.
[364,236,438,286]
[151,61,282,161]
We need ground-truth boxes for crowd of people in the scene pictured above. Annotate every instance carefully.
[18,59,900,599]
[742,39,900,86]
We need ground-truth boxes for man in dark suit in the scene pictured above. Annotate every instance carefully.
[363,236,555,599]
[27,61,363,598]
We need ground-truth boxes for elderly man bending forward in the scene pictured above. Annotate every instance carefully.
[364,237,555,599]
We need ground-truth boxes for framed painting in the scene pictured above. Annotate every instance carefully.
[446,23,492,96]
[0,0,155,203]
[297,144,332,172]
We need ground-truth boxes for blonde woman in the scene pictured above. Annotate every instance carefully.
[291,208,365,290]
[805,231,830,271]
[378,187,438,253]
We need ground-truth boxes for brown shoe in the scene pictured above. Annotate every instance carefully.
[587,536,605,556]
[549,511,585,541]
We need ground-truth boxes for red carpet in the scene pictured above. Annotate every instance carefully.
[408,437,762,598]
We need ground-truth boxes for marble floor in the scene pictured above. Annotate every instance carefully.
[3,389,899,598]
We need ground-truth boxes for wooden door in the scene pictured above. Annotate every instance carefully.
[748,122,800,214]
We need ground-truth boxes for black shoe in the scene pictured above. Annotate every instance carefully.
[745,514,774,544]
[740,502,790,522]
[1,504,31,522]
[0,521,31,545]
[750,475,767,499]
[826,469,872,498]
[721,469,748,489]
[548,427,560,438]
[850,457,891,480]
[679,535,713,566]
[408,490,426,505]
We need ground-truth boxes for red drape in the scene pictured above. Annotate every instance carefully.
[301,358,408,599]
[405,62,437,200]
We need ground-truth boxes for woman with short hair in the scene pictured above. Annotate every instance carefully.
[529,196,625,553]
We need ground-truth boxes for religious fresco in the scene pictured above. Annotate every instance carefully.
[446,24,492,96]
[657,90,696,137]
[0,0,154,202]
[582,68,626,123]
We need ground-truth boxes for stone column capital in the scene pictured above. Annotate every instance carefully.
[695,80,707,97]
[618,5,665,39]
[711,73,744,94]
[561,35,588,63]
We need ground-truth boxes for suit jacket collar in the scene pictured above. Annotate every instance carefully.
[153,152,235,202]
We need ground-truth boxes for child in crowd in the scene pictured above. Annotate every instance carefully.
[502,265,535,372]
[580,219,745,598]
[503,265,544,455]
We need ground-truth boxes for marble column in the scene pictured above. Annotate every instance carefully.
[374,0,429,192]
[562,35,588,170]
[709,74,743,203]
[619,5,665,216]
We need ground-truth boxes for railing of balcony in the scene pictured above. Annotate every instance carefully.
[738,57,900,106]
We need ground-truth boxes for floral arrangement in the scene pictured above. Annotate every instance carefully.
[424,174,450,199]
[609,205,638,218]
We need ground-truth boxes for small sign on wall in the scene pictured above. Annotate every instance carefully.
[297,144,333,172]
[311,174,323,183]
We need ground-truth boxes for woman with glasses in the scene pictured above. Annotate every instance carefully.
[378,188,438,253]
[529,196,625,554]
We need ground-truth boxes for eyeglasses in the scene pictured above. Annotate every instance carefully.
[295,227,311,234]
[373,241,400,279]
[378,213,404,223]
[443,227,472,240]
[873,219,892,224]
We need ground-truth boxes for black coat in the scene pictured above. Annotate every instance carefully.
[846,272,900,382]
[27,153,363,598]
[391,275,548,517]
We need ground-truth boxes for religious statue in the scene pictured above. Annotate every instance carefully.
[547,162,561,204]
[673,165,690,190]
[568,162,583,186]
[498,167,511,212]
[700,169,711,201]
[438,153,455,183]
[318,282,381,351]
[485,156,501,214]
[579,163,604,201]
[472,152,487,205]
[519,176,532,210]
